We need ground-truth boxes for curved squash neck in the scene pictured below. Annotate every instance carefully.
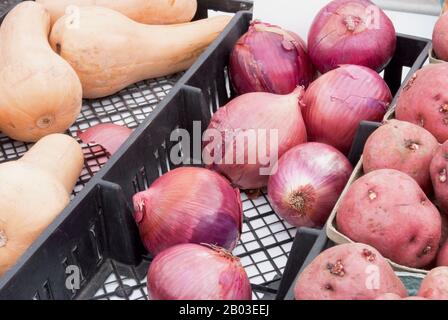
[19,134,83,194]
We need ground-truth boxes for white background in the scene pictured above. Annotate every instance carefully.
[253,0,439,41]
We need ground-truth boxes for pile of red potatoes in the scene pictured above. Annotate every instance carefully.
[294,60,448,300]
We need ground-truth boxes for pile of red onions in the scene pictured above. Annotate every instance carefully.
[229,21,316,95]
[302,64,392,154]
[203,86,307,190]
[268,143,352,228]
[147,243,252,300]
[308,0,396,74]
[133,167,242,255]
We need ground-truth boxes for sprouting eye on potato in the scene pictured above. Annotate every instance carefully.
[294,243,407,300]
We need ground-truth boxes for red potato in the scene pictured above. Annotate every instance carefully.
[375,293,403,300]
[396,63,448,143]
[294,243,407,300]
[418,267,448,300]
[433,13,448,61]
[337,169,442,269]
[438,241,448,267]
[363,120,438,193]
[375,293,428,300]
[430,141,448,215]
[442,214,448,244]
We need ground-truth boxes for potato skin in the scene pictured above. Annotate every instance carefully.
[363,120,438,193]
[438,241,448,267]
[433,13,448,61]
[430,141,448,215]
[375,293,403,300]
[418,267,448,300]
[375,293,428,300]
[396,63,448,143]
[404,296,430,300]
[337,169,442,268]
[294,243,407,300]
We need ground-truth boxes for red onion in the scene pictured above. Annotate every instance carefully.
[308,0,396,74]
[78,123,132,155]
[302,64,391,154]
[268,143,352,228]
[229,21,316,95]
[203,87,307,190]
[147,243,252,300]
[133,167,242,256]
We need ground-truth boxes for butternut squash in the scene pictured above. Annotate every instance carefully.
[36,0,198,25]
[0,133,84,276]
[0,1,82,142]
[50,6,232,98]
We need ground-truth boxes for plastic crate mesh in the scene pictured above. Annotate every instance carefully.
[0,0,18,12]
[92,190,296,300]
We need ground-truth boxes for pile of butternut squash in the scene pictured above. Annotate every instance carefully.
[36,0,198,25]
[0,0,230,141]
[0,0,231,276]
[50,6,232,98]
[0,133,84,276]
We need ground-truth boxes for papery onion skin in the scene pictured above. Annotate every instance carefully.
[78,123,132,155]
[204,87,307,190]
[147,244,252,300]
[230,21,316,95]
[268,143,352,227]
[308,0,396,74]
[302,64,391,154]
[133,167,243,256]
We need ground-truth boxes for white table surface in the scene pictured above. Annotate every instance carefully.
[253,0,439,40]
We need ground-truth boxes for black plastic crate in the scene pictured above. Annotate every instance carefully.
[0,0,17,15]
[0,5,431,300]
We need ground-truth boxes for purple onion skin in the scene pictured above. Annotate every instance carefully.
[133,167,243,256]
[147,244,252,300]
[268,143,352,227]
[302,64,392,154]
[230,21,316,95]
[204,87,308,190]
[308,0,396,74]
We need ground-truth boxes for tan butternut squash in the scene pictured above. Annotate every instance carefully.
[50,6,232,98]
[36,0,197,25]
[0,133,84,276]
[0,1,82,142]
